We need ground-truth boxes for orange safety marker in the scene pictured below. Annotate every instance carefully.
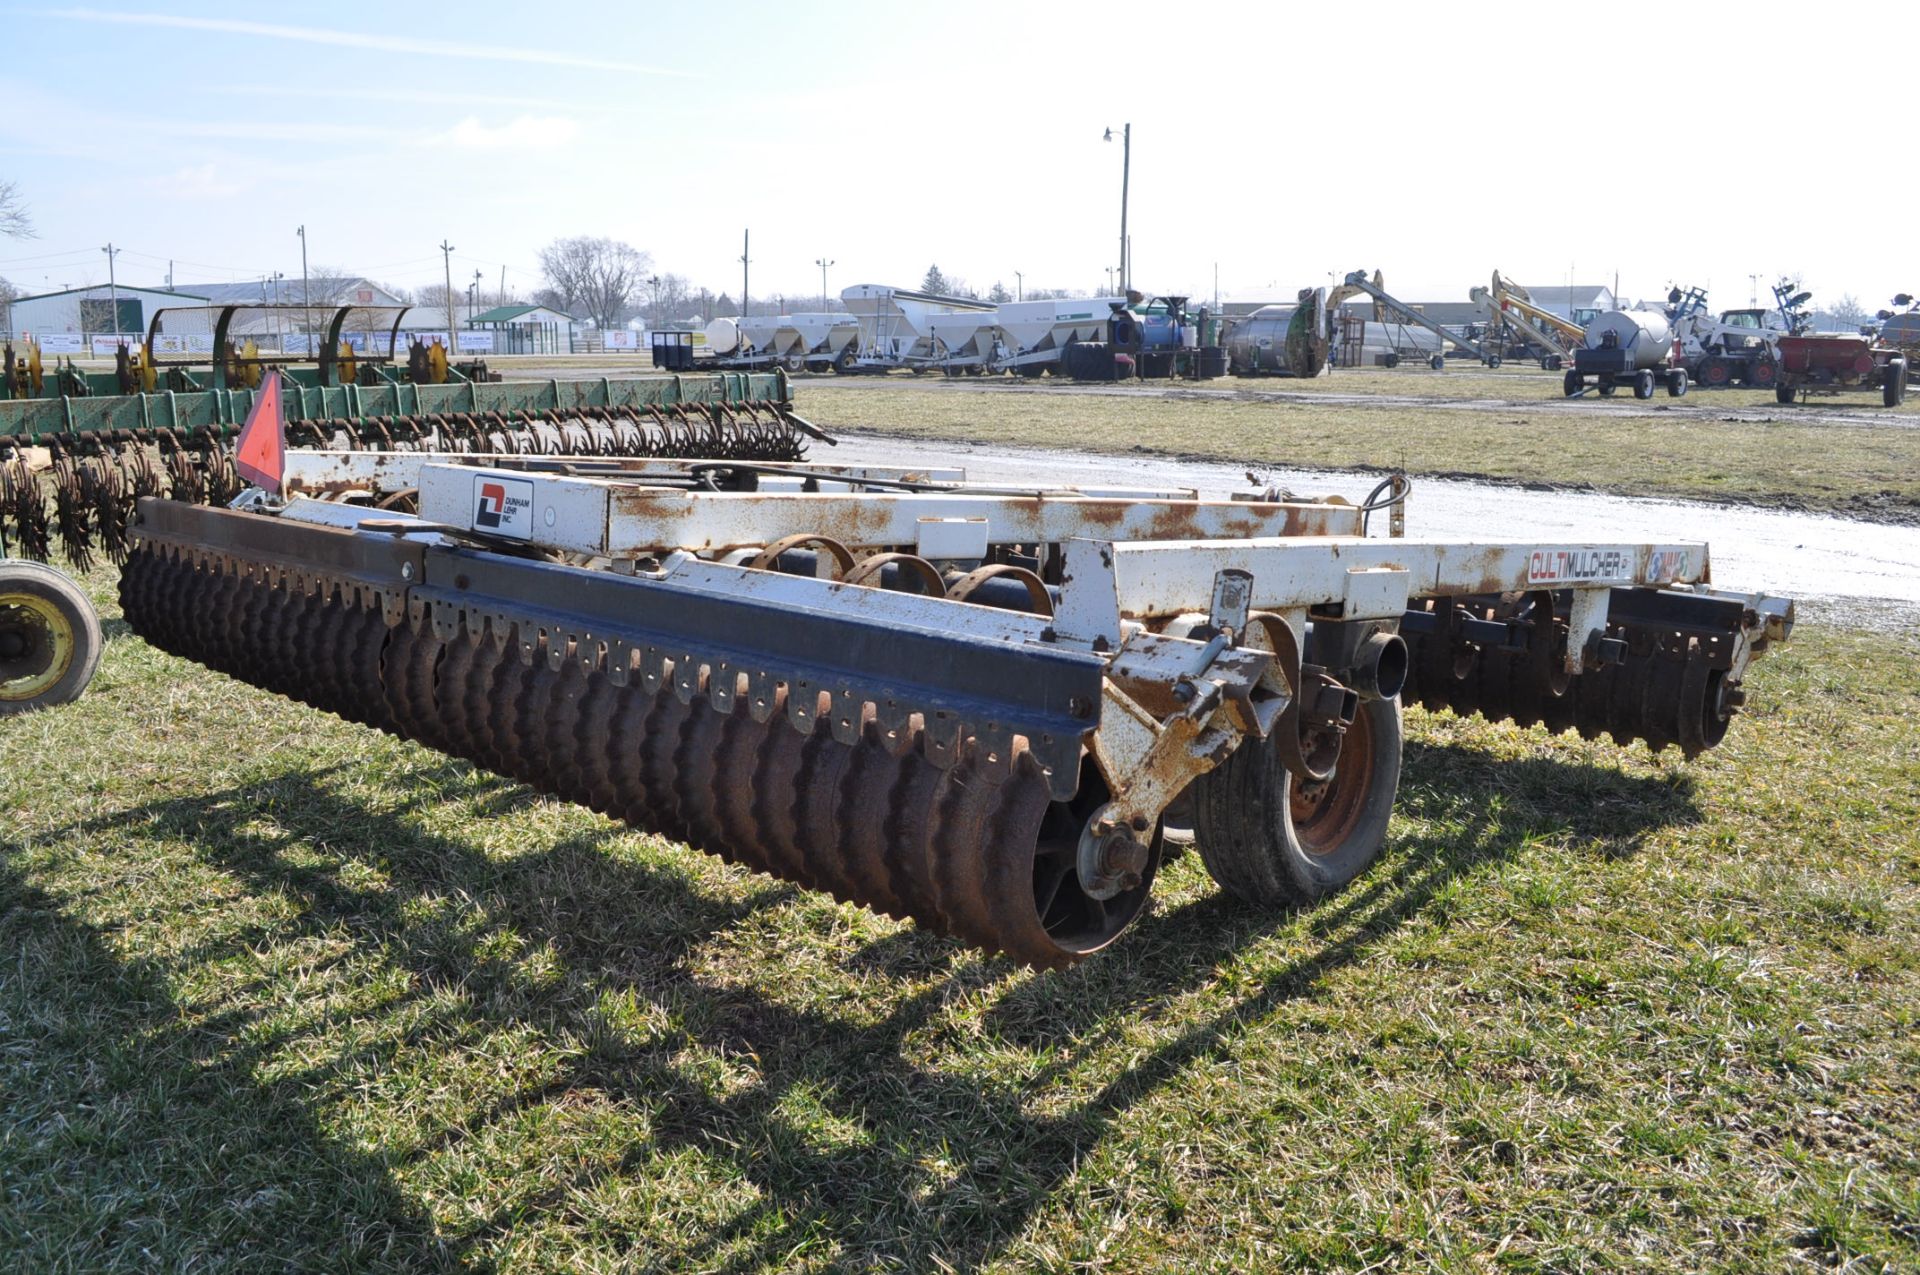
[233,369,284,493]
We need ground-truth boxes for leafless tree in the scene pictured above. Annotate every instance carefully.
[646,273,695,327]
[0,275,16,337]
[0,179,32,239]
[537,236,650,328]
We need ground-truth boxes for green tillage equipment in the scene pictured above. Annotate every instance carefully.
[0,370,825,570]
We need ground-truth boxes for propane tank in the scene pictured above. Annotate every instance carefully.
[1582,310,1674,370]
[704,316,744,356]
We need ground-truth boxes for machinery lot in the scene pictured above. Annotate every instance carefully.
[3,376,1916,1271]
[784,370,1920,524]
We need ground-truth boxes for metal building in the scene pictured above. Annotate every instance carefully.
[5,284,208,350]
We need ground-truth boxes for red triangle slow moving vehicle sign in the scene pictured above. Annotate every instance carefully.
[233,370,285,493]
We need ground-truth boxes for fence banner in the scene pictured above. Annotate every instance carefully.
[36,333,86,354]
[604,329,640,350]
[89,334,144,356]
[456,330,494,354]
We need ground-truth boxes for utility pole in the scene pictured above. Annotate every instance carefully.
[1749,273,1760,307]
[471,269,484,325]
[296,224,309,332]
[101,243,121,341]
[740,229,751,318]
[1104,123,1130,292]
[816,256,834,312]
[1014,270,1023,302]
[438,240,456,347]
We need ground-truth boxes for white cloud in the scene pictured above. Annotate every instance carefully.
[437,115,581,150]
[148,163,245,199]
[44,9,693,76]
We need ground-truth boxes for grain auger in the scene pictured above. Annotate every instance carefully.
[115,453,1792,966]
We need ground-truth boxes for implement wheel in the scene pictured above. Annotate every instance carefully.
[1776,383,1796,405]
[0,559,102,714]
[1191,697,1403,906]
[1883,361,1907,407]
[1562,369,1582,397]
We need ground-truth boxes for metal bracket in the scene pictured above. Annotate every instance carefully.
[1567,586,1615,674]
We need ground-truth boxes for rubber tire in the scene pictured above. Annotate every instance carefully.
[1383,352,1400,368]
[1883,361,1907,407]
[1699,357,1731,387]
[1429,355,1445,371]
[0,559,103,715]
[1633,370,1656,399]
[1667,370,1688,398]
[1599,381,1617,397]
[1190,697,1403,907]
[1563,369,1582,397]
[1749,360,1778,388]
[1776,383,1796,405]
[1487,356,1501,369]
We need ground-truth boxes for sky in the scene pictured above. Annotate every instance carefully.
[1,1,1915,313]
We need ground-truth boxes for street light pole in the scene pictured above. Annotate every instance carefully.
[1014,270,1023,301]
[816,256,834,312]
[438,240,457,348]
[740,229,751,318]
[1104,123,1130,293]
[101,242,121,342]
[296,224,309,332]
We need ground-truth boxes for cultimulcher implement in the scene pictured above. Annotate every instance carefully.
[118,454,1792,966]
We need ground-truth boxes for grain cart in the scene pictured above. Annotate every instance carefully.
[114,443,1792,967]
[1563,310,1690,399]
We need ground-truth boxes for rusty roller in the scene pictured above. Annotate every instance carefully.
[119,523,1142,966]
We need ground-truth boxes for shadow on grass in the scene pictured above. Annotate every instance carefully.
[8,736,1696,1271]
[0,851,472,1273]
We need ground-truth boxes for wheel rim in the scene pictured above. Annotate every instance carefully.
[0,592,74,703]
[1029,767,1157,954]
[1289,705,1376,857]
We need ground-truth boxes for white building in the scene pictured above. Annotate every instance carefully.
[5,284,208,348]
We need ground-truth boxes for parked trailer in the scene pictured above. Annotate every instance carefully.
[701,314,859,373]
[116,443,1792,966]
[984,297,1121,375]
[840,285,996,371]
[1562,310,1690,400]
[1773,334,1908,406]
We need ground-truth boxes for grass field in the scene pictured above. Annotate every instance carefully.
[3,567,1916,1272]
[794,377,1920,523]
